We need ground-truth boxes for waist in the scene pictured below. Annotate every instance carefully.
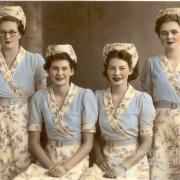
[154,100,180,109]
[0,97,28,105]
[49,138,81,147]
[105,139,138,147]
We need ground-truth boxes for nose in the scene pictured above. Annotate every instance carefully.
[4,32,10,38]
[57,69,63,75]
[167,32,173,39]
[114,68,121,75]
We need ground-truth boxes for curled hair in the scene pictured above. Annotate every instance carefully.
[155,14,180,36]
[44,52,77,72]
[103,50,139,82]
[0,16,25,35]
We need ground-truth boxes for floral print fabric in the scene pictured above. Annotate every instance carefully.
[13,144,89,180]
[0,102,33,180]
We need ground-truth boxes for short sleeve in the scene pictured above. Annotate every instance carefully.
[28,91,43,131]
[34,53,48,89]
[139,93,156,136]
[140,58,153,95]
[82,89,98,133]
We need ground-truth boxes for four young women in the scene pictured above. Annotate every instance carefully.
[0,5,179,180]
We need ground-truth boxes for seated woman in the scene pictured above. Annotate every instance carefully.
[13,44,98,179]
[81,43,156,180]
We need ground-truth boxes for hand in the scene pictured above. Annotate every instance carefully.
[103,167,117,178]
[96,157,109,172]
[113,166,126,177]
[49,165,66,177]
[170,164,180,174]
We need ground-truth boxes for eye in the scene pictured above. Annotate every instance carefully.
[50,66,58,70]
[9,30,17,36]
[108,66,115,70]
[171,30,179,35]
[62,66,69,71]
[160,31,168,36]
[119,67,126,70]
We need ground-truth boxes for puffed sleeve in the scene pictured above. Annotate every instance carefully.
[139,92,156,136]
[82,89,98,133]
[140,58,153,95]
[34,53,48,89]
[28,91,43,131]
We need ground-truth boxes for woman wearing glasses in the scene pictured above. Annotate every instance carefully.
[0,6,47,180]
[13,44,97,179]
[140,8,180,179]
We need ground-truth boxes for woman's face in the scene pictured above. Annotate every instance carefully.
[159,21,180,50]
[49,59,74,87]
[107,57,132,86]
[0,21,21,50]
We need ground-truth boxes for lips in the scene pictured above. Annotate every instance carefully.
[167,42,174,45]
[5,41,11,44]
[112,77,122,81]
[55,77,64,81]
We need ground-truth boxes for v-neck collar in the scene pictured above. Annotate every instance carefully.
[160,55,180,96]
[0,46,26,97]
[47,83,79,137]
[103,84,137,138]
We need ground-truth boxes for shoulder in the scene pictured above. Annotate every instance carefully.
[135,90,154,105]
[31,88,48,101]
[148,56,161,65]
[79,87,95,97]
[25,51,44,62]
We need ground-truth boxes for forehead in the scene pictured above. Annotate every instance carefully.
[0,21,18,30]
[51,59,70,67]
[108,57,128,66]
[160,21,180,31]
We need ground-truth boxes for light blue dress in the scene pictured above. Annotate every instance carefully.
[0,46,47,180]
[81,84,155,180]
[140,56,180,179]
[140,56,180,103]
[14,83,98,180]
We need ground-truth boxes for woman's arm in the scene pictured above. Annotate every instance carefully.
[61,132,94,171]
[122,135,152,169]
[105,135,152,178]
[93,136,109,171]
[29,131,55,169]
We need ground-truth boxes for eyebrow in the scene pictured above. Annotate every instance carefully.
[108,65,126,67]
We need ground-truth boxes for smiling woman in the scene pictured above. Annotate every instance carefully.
[80,43,155,180]
[13,44,98,180]
[0,6,47,180]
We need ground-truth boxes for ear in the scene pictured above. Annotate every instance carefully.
[70,68,74,76]
[18,33,21,40]
[128,67,133,75]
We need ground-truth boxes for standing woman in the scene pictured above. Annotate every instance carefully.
[81,43,155,180]
[140,8,180,179]
[0,6,47,180]
[14,44,98,179]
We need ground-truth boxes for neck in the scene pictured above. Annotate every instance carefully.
[52,83,70,96]
[2,45,20,59]
[111,83,128,95]
[165,46,180,61]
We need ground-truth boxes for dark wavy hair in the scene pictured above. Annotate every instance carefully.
[155,14,180,36]
[0,16,25,35]
[44,52,77,72]
[103,50,139,82]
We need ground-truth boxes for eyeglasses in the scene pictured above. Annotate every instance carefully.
[0,30,18,37]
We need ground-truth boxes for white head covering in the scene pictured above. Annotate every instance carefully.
[103,43,138,68]
[46,44,77,63]
[157,8,180,18]
[0,6,26,29]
